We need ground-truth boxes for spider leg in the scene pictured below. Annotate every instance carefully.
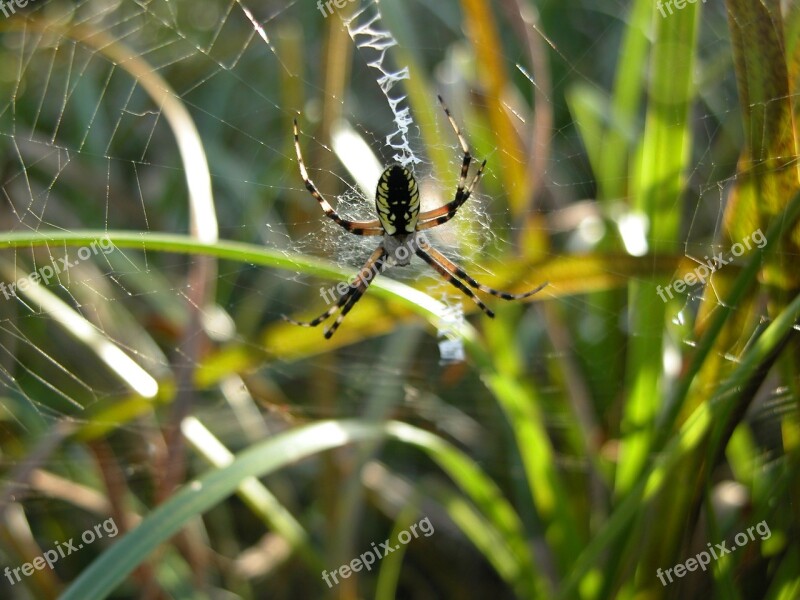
[323,253,388,339]
[282,246,387,338]
[438,94,472,201]
[423,244,547,299]
[417,159,486,230]
[416,96,486,229]
[415,247,495,317]
[293,119,384,236]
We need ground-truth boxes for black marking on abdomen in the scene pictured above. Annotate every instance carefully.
[375,165,419,235]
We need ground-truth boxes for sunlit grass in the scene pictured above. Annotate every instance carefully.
[1,1,798,599]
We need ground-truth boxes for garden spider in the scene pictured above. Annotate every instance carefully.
[284,95,547,338]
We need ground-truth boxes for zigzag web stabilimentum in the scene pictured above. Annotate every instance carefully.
[345,0,465,363]
[343,3,420,168]
[236,0,467,360]
[344,1,466,361]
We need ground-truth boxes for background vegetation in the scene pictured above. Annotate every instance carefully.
[0,0,798,598]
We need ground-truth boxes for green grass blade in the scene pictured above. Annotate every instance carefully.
[60,420,539,600]
[616,1,700,494]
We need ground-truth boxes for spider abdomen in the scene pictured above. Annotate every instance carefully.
[375,165,419,235]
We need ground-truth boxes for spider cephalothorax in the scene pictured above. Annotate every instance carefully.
[285,95,547,338]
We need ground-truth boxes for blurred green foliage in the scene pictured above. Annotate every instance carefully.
[0,0,799,598]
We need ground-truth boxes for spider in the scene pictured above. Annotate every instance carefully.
[284,95,547,338]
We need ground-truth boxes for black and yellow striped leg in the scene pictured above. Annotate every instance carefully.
[293,119,384,236]
[323,253,388,338]
[415,247,495,317]
[438,94,472,203]
[423,245,548,299]
[416,96,487,230]
[416,160,486,231]
[283,247,387,338]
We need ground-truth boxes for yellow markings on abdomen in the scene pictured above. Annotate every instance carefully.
[375,165,419,235]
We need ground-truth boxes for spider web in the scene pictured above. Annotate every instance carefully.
[0,0,792,595]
